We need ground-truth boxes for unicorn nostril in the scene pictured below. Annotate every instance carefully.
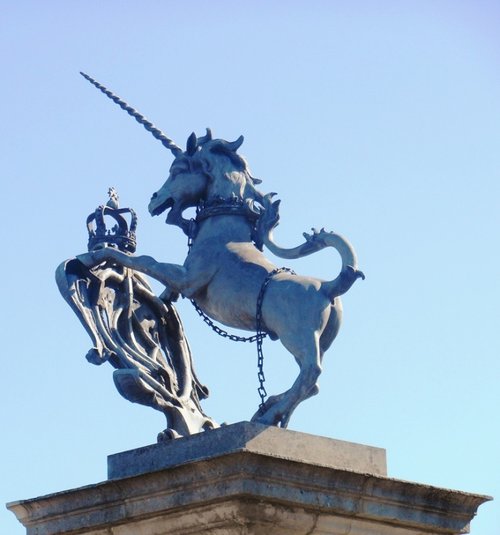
[151,192,157,199]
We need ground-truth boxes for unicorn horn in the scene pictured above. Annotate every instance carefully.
[80,72,182,156]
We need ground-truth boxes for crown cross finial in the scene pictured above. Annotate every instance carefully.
[107,187,120,209]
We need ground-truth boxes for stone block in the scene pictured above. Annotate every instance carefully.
[108,421,387,479]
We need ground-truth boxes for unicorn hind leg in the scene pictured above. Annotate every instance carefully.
[251,332,322,427]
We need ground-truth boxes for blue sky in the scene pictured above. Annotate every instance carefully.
[1,2,499,533]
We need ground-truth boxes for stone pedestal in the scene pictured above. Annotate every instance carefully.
[7,422,490,534]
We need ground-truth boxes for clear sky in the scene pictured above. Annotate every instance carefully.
[1,1,499,533]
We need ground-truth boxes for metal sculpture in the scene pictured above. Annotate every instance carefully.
[56,189,217,439]
[76,74,364,429]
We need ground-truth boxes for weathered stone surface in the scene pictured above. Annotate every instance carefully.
[7,425,490,534]
[108,421,387,479]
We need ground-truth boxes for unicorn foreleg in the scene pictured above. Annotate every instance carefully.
[77,250,194,296]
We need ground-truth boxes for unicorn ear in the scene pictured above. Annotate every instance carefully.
[197,128,213,145]
[186,132,198,156]
[226,135,244,151]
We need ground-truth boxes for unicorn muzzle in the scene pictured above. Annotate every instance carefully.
[149,194,174,216]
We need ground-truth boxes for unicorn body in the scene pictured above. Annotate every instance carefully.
[79,74,364,428]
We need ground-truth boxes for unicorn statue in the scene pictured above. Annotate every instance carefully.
[77,73,364,429]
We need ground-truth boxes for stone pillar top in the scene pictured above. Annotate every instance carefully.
[108,421,387,479]
[7,423,491,535]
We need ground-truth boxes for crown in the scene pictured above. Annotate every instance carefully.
[86,188,137,253]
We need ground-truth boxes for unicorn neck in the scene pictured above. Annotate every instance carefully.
[195,213,255,243]
[192,196,258,244]
[196,196,257,222]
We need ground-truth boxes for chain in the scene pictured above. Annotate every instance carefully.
[186,211,295,407]
[190,299,264,343]
[255,267,295,407]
